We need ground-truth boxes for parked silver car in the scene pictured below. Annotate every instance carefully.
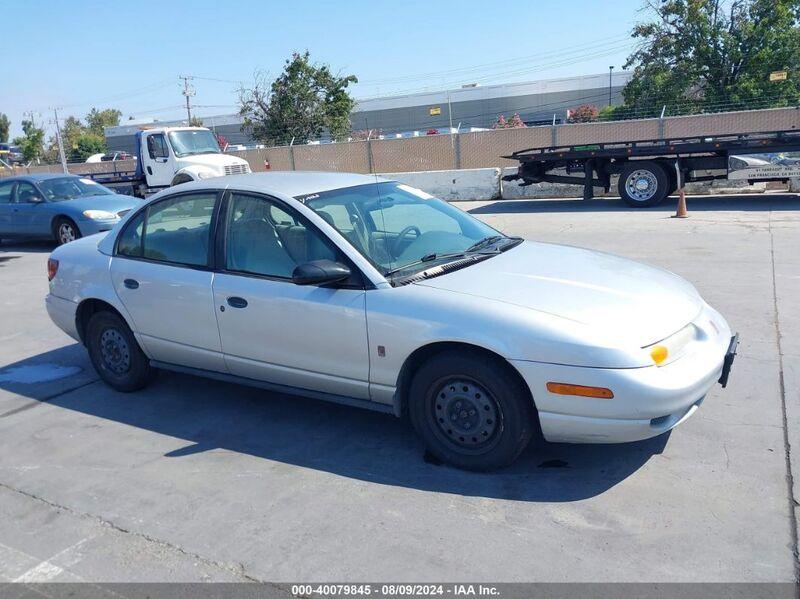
[45,172,736,470]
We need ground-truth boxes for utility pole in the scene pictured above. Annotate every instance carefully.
[180,75,196,123]
[608,66,615,107]
[52,108,69,174]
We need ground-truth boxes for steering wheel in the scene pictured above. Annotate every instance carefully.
[392,226,422,257]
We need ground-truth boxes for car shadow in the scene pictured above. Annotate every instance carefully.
[469,193,800,215]
[0,239,56,253]
[0,345,670,503]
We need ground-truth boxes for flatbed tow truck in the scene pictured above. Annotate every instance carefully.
[504,128,800,206]
[79,126,250,198]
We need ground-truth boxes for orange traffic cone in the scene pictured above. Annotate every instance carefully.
[673,188,688,218]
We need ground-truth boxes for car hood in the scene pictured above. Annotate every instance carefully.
[60,194,139,214]
[176,153,248,170]
[414,241,703,347]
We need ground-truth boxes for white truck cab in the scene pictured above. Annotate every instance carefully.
[139,127,250,190]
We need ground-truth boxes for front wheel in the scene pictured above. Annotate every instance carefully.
[618,161,670,207]
[54,217,81,245]
[86,311,154,392]
[408,350,536,471]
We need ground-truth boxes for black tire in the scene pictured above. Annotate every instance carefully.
[664,166,678,197]
[86,311,154,392]
[408,350,536,471]
[54,217,81,245]
[618,161,670,207]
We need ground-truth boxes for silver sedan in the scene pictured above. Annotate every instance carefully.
[45,172,737,470]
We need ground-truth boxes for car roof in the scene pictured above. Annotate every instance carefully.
[164,171,391,199]
[0,173,78,183]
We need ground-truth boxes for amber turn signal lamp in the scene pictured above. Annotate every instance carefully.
[650,345,669,365]
[546,382,614,399]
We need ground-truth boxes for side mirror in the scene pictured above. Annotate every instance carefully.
[28,195,44,204]
[292,259,351,286]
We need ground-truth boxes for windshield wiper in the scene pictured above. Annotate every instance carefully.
[385,248,498,278]
[465,235,504,252]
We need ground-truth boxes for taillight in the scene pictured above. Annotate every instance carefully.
[47,258,59,281]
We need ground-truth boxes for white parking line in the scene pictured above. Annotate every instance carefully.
[8,537,91,583]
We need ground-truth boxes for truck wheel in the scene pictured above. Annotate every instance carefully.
[54,217,81,245]
[408,350,535,471]
[618,161,670,207]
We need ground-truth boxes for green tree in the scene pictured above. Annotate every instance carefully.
[69,133,106,162]
[0,113,9,143]
[85,107,122,136]
[61,116,85,152]
[239,51,358,145]
[188,116,204,127]
[622,0,800,117]
[12,120,45,163]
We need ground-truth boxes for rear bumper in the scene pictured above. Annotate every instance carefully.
[511,305,733,444]
[45,294,80,342]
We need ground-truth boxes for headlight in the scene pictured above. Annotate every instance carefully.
[82,210,118,220]
[644,323,698,366]
[196,171,217,179]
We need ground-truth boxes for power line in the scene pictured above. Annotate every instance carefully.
[359,34,633,86]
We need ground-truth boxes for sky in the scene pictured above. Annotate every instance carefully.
[1,0,647,139]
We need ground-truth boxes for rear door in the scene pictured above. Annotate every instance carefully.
[0,181,15,236]
[110,190,225,372]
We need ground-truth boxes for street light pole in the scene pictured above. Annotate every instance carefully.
[608,66,615,107]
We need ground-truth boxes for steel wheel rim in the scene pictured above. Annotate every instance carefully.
[625,169,658,202]
[58,223,76,244]
[99,328,131,375]
[429,378,502,453]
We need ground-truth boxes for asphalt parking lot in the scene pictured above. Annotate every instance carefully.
[0,193,798,584]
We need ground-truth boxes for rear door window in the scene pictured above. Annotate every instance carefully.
[117,193,217,266]
[0,181,13,204]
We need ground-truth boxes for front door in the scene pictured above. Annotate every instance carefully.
[110,190,225,372]
[140,132,174,188]
[212,192,370,399]
[10,182,49,236]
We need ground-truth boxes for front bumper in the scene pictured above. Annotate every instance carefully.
[77,218,119,236]
[511,306,735,444]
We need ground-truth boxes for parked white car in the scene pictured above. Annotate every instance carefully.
[45,172,737,470]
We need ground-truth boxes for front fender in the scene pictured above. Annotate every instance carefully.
[171,165,219,185]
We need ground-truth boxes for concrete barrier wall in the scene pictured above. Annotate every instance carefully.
[381,167,767,201]
[379,168,501,201]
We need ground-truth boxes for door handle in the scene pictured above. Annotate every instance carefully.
[123,278,139,289]
[226,296,248,309]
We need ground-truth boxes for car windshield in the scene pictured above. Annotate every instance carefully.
[38,177,114,201]
[300,182,513,278]
[168,130,221,157]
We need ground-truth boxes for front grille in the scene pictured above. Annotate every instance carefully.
[224,163,251,175]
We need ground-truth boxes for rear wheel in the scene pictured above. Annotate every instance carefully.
[618,161,670,207]
[86,311,154,392]
[408,350,535,471]
[54,217,81,245]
